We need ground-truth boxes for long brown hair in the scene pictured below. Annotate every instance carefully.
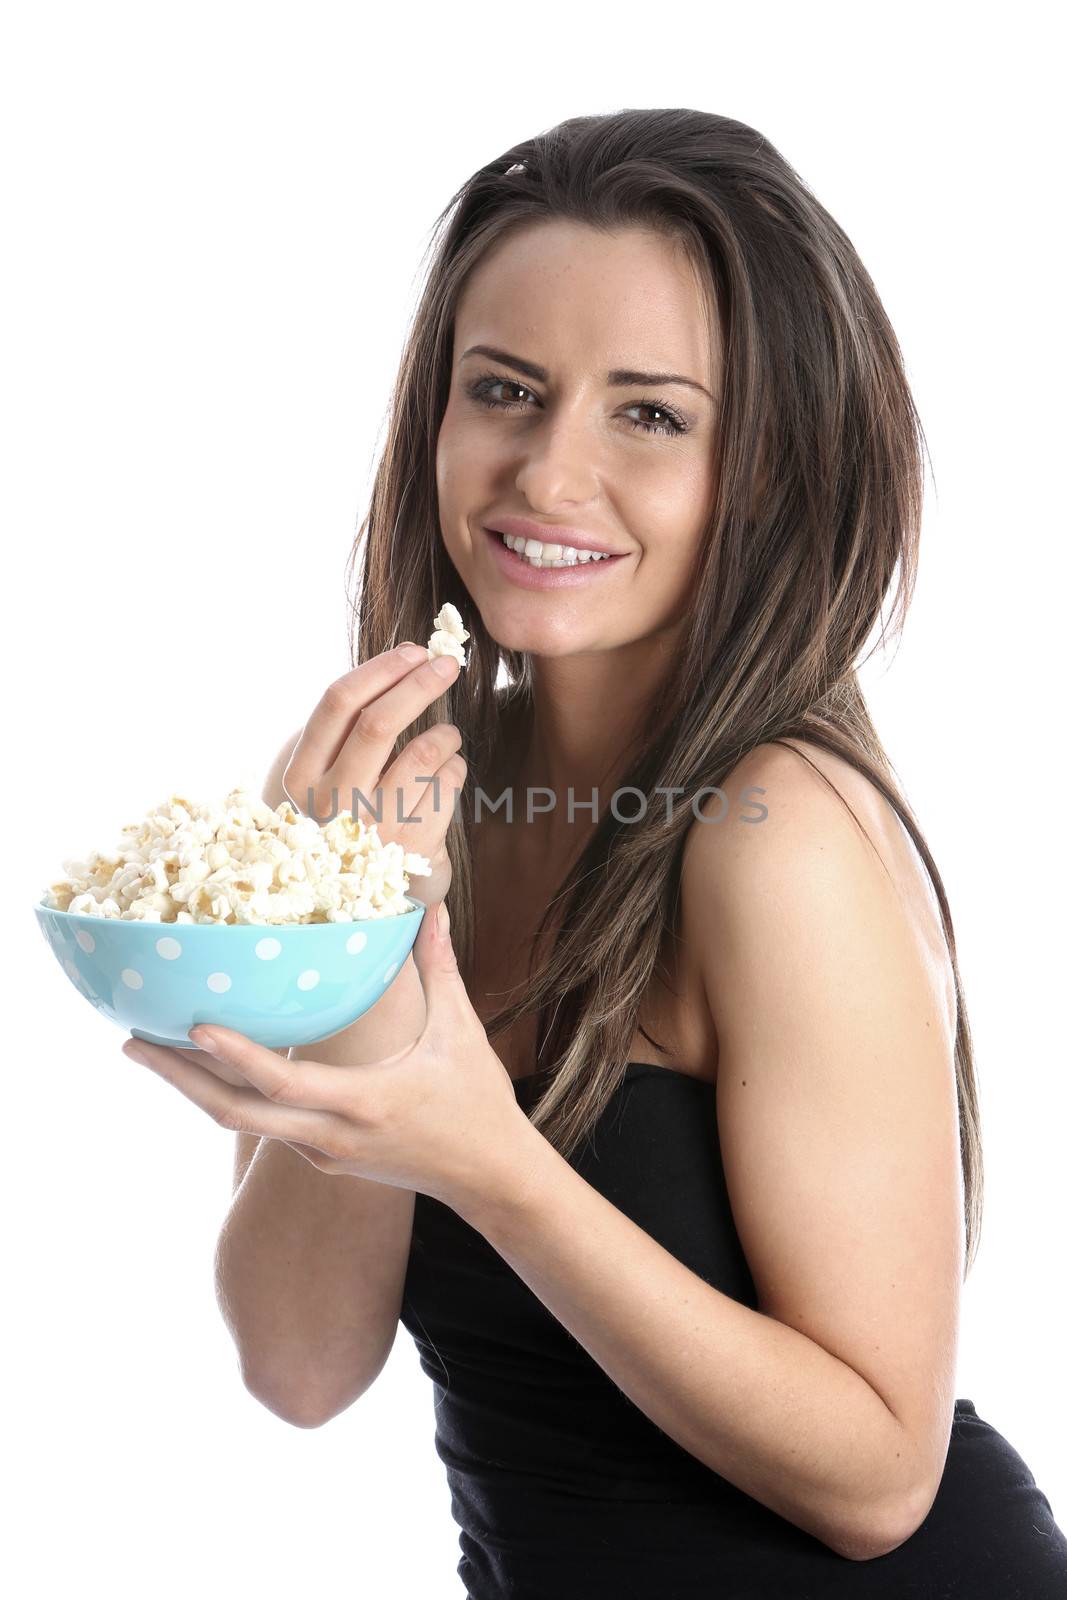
[346,108,984,1276]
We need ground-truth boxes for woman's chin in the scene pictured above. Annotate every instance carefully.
[491,625,596,659]
[470,582,611,658]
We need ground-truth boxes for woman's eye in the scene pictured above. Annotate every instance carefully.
[473,377,530,409]
[627,401,688,437]
[463,373,688,438]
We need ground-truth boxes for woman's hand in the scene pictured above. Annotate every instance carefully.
[282,643,466,909]
[121,902,539,1216]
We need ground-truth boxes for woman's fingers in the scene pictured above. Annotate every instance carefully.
[380,720,463,796]
[399,752,467,842]
[330,653,461,821]
[282,646,423,813]
[186,1025,352,1106]
[379,728,465,849]
[139,1040,270,1088]
[285,648,458,821]
[121,1035,351,1155]
[283,1139,341,1169]
[138,1043,244,1088]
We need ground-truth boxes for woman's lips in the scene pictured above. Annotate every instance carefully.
[483,525,629,590]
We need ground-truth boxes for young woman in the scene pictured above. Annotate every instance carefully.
[129,110,1067,1595]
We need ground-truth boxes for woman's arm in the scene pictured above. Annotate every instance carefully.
[453,743,962,1562]
[215,728,428,1425]
[215,950,426,1425]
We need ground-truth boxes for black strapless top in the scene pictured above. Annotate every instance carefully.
[399,1062,1067,1597]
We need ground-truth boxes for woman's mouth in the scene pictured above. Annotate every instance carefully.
[482,525,629,589]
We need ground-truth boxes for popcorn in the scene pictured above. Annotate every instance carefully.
[426,603,470,668]
[41,788,432,925]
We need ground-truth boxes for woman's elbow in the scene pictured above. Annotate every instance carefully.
[835,1487,929,1562]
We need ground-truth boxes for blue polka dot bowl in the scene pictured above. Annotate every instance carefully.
[33,897,427,1051]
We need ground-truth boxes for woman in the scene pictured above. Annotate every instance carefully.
[128,110,1067,1595]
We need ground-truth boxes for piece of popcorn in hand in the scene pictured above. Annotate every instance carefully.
[426,602,470,667]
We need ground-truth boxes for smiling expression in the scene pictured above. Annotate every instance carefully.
[435,218,723,658]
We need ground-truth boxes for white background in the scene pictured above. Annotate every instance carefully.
[4,3,1064,1594]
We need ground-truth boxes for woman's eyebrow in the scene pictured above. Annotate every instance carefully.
[460,343,717,403]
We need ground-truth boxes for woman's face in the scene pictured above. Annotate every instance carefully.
[436,219,722,659]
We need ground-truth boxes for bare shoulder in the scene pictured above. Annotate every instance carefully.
[681,736,955,1041]
[684,735,900,872]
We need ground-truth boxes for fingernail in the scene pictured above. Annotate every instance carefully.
[123,1042,147,1064]
[399,644,425,664]
[430,655,457,678]
[191,1029,221,1055]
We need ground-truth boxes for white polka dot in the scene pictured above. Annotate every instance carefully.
[296,969,320,991]
[207,972,232,994]
[345,931,368,955]
[155,937,182,960]
[381,961,399,983]
[255,937,282,961]
[121,969,144,990]
[75,930,95,954]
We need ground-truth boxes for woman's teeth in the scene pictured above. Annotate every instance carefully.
[501,532,612,568]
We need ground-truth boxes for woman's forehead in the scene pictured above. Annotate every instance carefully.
[455,226,719,391]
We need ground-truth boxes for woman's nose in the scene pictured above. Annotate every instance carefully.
[512,419,601,505]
